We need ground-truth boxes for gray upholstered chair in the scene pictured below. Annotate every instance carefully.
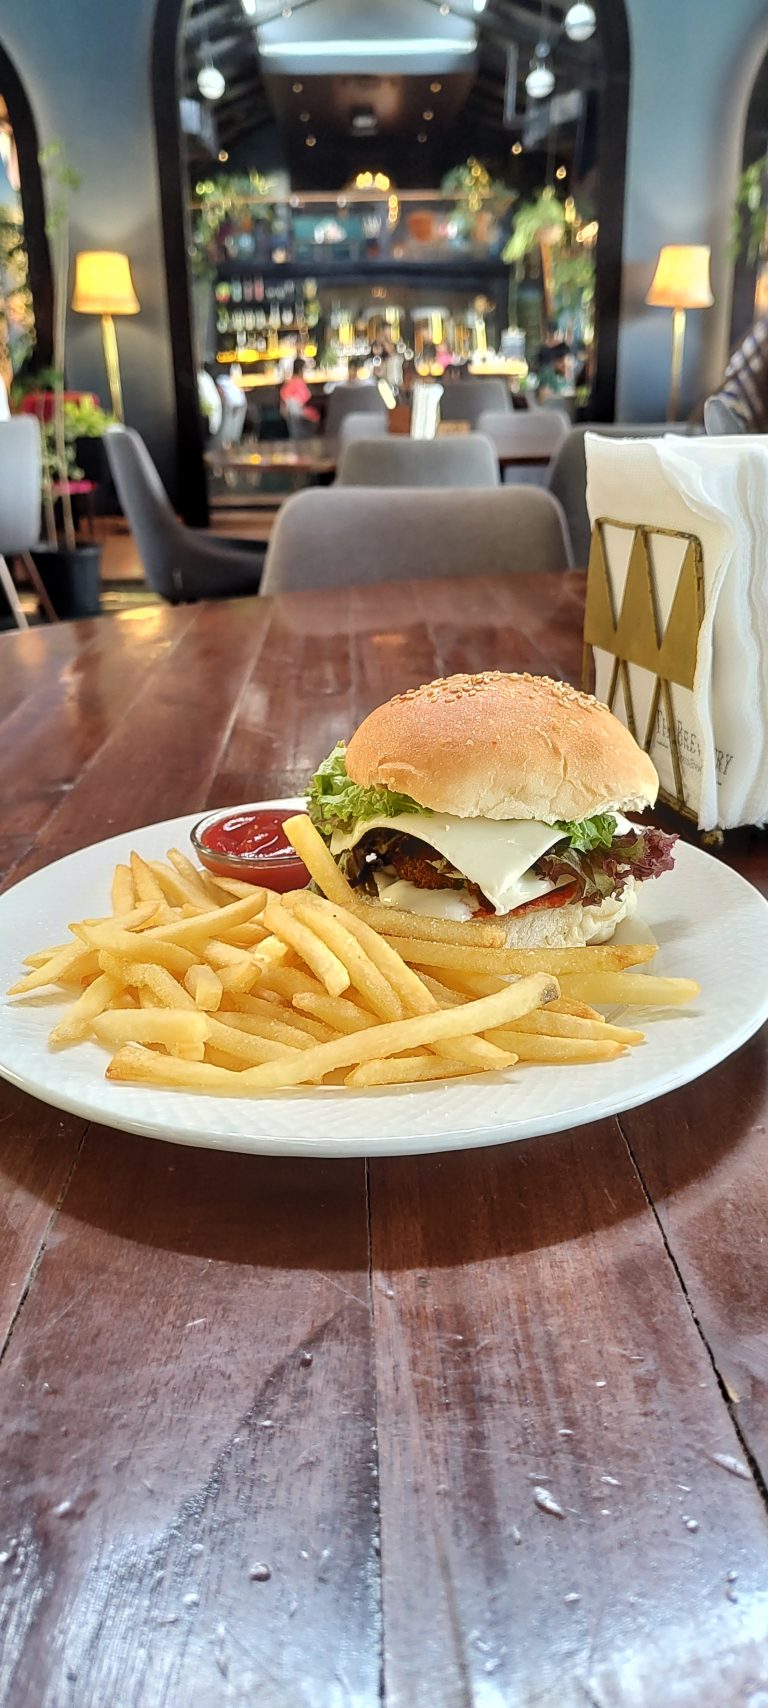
[548,423,690,566]
[438,377,512,425]
[324,382,387,438]
[104,426,264,602]
[338,412,388,447]
[260,485,573,595]
[0,417,58,628]
[336,432,499,489]
[477,407,568,481]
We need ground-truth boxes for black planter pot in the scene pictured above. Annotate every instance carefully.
[31,545,102,620]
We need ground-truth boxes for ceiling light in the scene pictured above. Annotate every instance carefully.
[282,5,292,14]
[218,149,229,162]
[430,81,442,93]
[525,49,555,99]
[511,141,522,155]
[197,64,226,100]
[241,0,257,13]
[564,2,596,42]
[555,164,566,179]
[299,110,310,121]
[292,81,303,93]
[422,109,434,120]
[305,134,317,146]
[472,0,488,10]
[417,131,428,143]
[440,4,450,13]
[259,36,476,57]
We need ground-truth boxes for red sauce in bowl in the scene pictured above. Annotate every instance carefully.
[191,806,310,891]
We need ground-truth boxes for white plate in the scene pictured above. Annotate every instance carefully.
[0,804,766,1159]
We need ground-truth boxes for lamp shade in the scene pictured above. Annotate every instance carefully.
[72,251,140,316]
[645,245,713,310]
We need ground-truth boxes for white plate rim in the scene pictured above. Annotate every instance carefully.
[0,802,766,1159]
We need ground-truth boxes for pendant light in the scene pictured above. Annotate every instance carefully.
[525,2,554,101]
[564,3,596,42]
[526,44,555,99]
[197,64,226,100]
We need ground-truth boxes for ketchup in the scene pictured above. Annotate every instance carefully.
[192,807,310,891]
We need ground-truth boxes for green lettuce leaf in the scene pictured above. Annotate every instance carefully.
[307,744,428,837]
[555,813,617,852]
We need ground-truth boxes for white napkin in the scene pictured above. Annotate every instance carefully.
[411,382,442,440]
[585,433,768,830]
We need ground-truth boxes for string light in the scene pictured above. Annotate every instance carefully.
[430,81,442,93]
[511,141,523,155]
[305,134,317,147]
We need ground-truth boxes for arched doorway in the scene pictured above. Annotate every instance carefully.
[0,42,53,387]
[154,0,630,524]
[730,38,768,349]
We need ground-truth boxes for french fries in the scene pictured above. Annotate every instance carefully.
[6,816,699,1097]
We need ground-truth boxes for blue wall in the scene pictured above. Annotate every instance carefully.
[619,0,768,420]
[1,0,767,471]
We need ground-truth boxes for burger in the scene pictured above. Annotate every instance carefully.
[307,672,677,947]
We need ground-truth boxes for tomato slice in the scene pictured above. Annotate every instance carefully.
[510,880,579,917]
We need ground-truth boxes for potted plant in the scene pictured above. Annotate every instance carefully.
[30,143,103,620]
[61,394,115,486]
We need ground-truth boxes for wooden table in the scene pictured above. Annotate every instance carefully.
[205,437,554,483]
[2,572,768,1706]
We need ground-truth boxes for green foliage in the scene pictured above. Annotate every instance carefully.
[556,814,617,852]
[730,155,768,266]
[307,745,428,838]
[502,190,566,264]
[62,396,115,437]
[189,172,276,280]
[37,141,81,548]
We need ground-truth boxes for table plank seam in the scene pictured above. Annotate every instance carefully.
[615,1111,768,1513]
[365,1158,386,1708]
[0,1119,90,1371]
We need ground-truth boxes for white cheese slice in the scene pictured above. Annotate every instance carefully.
[331,811,570,916]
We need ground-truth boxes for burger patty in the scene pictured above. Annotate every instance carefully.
[387,845,457,890]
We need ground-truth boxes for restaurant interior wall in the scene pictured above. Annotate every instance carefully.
[0,0,176,490]
[618,0,768,421]
[1,0,768,498]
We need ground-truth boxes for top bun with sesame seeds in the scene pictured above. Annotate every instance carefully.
[345,672,658,824]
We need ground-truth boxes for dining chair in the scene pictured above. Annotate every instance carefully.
[338,412,388,447]
[0,375,10,421]
[438,378,512,426]
[548,423,691,565]
[104,426,264,602]
[0,417,58,628]
[336,432,500,489]
[324,382,387,438]
[477,406,569,466]
[260,485,573,594]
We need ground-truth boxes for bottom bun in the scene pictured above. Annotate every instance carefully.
[501,884,637,949]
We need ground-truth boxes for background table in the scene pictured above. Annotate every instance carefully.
[2,573,768,1706]
[205,437,553,483]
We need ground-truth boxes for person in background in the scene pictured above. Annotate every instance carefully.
[347,354,369,381]
[279,356,320,431]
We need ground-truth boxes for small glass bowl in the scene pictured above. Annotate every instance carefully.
[190,804,311,892]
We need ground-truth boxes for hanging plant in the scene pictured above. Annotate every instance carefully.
[189,172,276,279]
[501,189,567,264]
[730,154,768,266]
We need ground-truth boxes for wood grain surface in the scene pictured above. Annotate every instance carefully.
[1,572,768,1706]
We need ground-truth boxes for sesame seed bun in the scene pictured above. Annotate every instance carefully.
[345,672,658,823]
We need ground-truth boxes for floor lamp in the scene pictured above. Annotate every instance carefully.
[645,245,713,423]
[71,251,140,421]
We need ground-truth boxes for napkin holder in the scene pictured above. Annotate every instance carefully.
[581,518,705,823]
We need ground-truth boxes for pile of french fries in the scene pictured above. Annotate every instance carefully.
[7,814,699,1095]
